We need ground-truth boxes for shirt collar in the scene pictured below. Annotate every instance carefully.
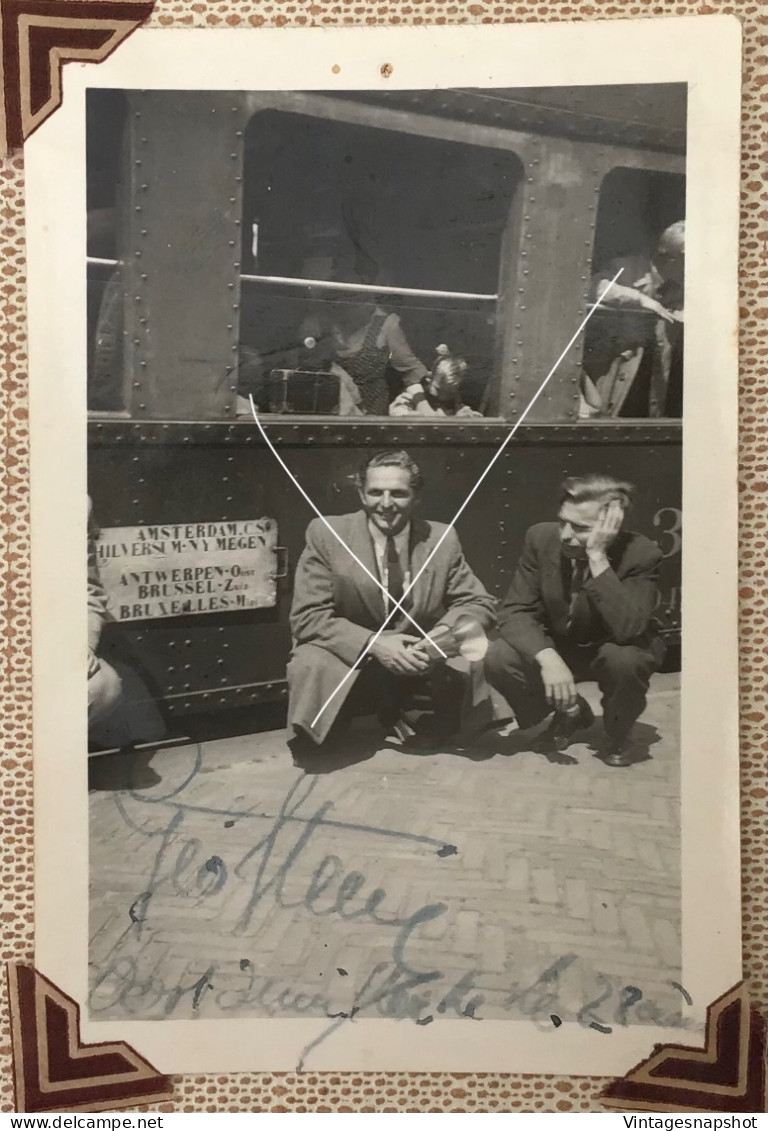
[368,520,411,555]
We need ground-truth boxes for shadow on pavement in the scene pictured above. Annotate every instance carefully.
[289,730,380,775]
[467,716,664,768]
[585,720,662,766]
[88,747,163,791]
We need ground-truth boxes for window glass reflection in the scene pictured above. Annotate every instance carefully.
[237,111,521,418]
[580,168,685,420]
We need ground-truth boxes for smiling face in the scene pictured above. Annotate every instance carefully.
[359,466,418,537]
[558,498,606,559]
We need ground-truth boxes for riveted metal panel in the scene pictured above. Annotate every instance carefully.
[163,681,289,716]
[88,418,684,447]
[327,86,687,155]
[120,92,249,420]
[499,137,601,423]
[245,90,537,156]
[489,142,531,418]
[89,420,681,721]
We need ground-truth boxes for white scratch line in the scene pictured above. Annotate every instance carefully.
[248,402,446,657]
[310,269,624,728]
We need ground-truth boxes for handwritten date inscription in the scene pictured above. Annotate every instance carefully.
[89,747,692,1063]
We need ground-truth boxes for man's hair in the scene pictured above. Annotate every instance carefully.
[655,220,685,258]
[560,474,634,513]
[357,450,424,492]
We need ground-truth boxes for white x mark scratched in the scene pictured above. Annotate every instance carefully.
[248,405,446,655]
[251,269,623,730]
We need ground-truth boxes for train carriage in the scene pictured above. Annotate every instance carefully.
[85,83,684,743]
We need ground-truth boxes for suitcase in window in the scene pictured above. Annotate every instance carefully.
[268,369,340,414]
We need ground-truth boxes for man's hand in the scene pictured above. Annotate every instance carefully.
[371,633,430,676]
[406,634,446,672]
[536,648,577,711]
[585,499,623,574]
[596,281,674,323]
[639,293,676,323]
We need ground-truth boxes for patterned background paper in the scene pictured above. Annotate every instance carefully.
[1,0,766,1113]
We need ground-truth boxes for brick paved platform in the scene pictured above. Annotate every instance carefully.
[88,674,682,1031]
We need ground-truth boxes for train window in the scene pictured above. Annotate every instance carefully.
[581,167,686,420]
[237,111,522,419]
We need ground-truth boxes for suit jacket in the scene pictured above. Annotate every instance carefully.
[288,511,496,741]
[88,499,108,654]
[498,522,662,661]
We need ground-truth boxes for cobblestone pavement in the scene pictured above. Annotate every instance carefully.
[88,674,682,1033]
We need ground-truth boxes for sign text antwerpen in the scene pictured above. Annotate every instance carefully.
[96,518,278,620]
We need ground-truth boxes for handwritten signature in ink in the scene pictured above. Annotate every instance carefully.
[88,748,695,1070]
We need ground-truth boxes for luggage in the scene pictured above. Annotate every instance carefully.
[268,369,340,414]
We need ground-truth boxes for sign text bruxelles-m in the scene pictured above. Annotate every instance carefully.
[96,518,278,621]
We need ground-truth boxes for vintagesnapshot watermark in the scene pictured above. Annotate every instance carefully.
[622,1122,760,1130]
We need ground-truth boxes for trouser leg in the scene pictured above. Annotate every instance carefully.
[423,662,466,737]
[314,659,472,741]
[88,659,122,727]
[340,660,404,729]
[346,660,466,737]
[590,642,660,740]
[484,637,550,729]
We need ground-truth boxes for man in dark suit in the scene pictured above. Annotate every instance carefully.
[484,474,664,767]
[287,450,496,753]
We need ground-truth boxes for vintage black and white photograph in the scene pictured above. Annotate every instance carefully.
[26,20,741,1074]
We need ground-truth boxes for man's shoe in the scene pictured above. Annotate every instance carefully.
[404,724,459,752]
[393,725,457,753]
[381,713,417,745]
[602,739,635,768]
[288,730,324,769]
[539,695,595,753]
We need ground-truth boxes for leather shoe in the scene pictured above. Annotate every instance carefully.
[602,740,634,768]
[398,719,457,752]
[381,714,417,745]
[539,695,595,753]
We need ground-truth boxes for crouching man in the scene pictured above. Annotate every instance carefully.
[287,450,496,755]
[88,499,122,732]
[484,475,665,767]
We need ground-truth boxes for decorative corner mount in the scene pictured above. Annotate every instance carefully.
[0,0,156,156]
[7,962,174,1113]
[601,981,767,1114]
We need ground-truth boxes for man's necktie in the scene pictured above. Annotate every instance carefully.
[386,535,404,607]
[566,559,589,633]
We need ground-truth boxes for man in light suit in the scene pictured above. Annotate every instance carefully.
[287,450,496,752]
[484,474,664,767]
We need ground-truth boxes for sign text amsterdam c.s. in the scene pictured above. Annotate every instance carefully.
[96,519,278,621]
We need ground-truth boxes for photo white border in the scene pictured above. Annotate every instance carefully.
[26,17,742,1074]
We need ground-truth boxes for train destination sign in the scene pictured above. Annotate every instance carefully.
[95,518,278,620]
